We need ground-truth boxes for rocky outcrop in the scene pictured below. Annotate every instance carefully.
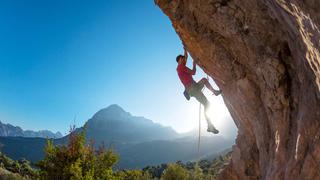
[156,0,320,179]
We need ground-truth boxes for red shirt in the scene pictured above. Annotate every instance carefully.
[177,64,195,88]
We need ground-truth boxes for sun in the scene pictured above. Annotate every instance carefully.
[203,91,230,131]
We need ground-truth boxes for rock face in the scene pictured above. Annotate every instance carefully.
[156,0,320,179]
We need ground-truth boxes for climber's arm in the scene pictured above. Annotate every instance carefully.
[191,60,196,75]
[184,47,196,75]
[184,47,188,60]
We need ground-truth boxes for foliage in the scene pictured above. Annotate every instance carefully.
[0,167,24,180]
[0,153,38,179]
[142,164,167,179]
[161,163,189,180]
[115,169,151,180]
[189,163,205,180]
[142,152,232,179]
[206,153,231,179]
[37,126,119,180]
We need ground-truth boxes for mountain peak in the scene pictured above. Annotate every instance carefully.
[92,104,130,120]
[85,104,179,143]
[106,104,125,112]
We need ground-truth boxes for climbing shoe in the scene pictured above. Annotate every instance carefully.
[213,90,222,96]
[207,125,219,134]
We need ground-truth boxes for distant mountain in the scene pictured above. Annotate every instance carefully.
[0,121,62,139]
[0,104,235,169]
[83,104,179,144]
[23,130,63,139]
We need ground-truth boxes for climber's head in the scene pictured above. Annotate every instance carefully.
[176,55,186,65]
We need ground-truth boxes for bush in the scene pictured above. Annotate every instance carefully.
[0,167,25,180]
[37,126,119,180]
[161,163,189,180]
[0,153,37,179]
[115,169,150,180]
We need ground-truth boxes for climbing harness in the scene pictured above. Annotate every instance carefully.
[183,89,190,100]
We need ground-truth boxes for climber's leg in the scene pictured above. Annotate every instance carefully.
[195,92,211,125]
[198,78,221,96]
[194,91,219,134]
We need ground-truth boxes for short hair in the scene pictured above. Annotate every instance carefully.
[176,55,184,63]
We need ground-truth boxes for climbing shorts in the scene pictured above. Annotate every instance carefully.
[186,81,207,105]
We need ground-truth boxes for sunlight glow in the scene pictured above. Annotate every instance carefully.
[206,91,230,129]
[198,88,236,137]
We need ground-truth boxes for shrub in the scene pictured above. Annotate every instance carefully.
[37,126,118,180]
[161,163,189,180]
[115,169,150,180]
[0,153,38,179]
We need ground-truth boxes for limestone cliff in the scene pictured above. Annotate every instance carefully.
[156,0,320,179]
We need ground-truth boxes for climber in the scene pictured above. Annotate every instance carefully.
[176,47,222,134]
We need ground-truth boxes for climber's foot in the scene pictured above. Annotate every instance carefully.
[207,125,219,134]
[213,90,222,96]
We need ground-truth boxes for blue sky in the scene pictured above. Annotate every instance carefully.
[0,0,236,137]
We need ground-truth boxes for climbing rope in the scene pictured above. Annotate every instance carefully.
[197,102,201,163]
[197,75,209,163]
[197,74,211,163]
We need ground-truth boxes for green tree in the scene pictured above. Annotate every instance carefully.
[161,163,189,180]
[115,170,150,180]
[37,126,119,180]
[189,163,204,180]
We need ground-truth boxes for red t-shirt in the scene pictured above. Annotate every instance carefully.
[177,64,195,88]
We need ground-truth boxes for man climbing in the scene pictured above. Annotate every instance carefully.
[176,47,222,134]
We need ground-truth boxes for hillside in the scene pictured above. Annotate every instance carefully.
[0,136,64,163]
[116,136,232,169]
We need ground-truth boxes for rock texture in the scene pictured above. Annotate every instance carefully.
[156,0,320,179]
